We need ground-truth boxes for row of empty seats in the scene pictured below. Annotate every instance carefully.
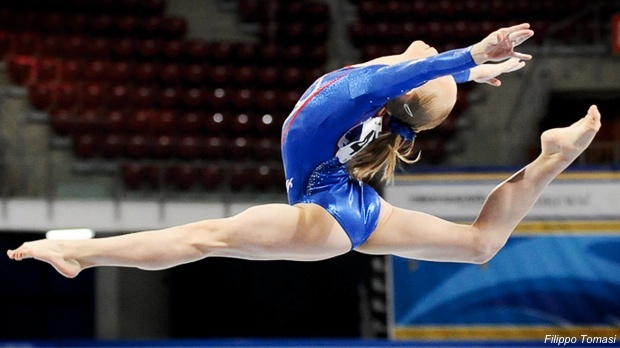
[237,0,330,25]
[28,81,303,114]
[121,162,285,191]
[350,0,608,60]
[1,34,327,67]
[72,133,281,161]
[9,55,324,90]
[354,0,592,21]
[0,0,167,15]
[0,12,186,41]
[49,108,284,137]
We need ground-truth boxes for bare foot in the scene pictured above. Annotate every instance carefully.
[7,240,82,278]
[540,105,601,163]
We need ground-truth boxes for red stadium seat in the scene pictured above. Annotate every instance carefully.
[108,83,131,107]
[134,62,159,84]
[39,13,66,34]
[182,88,208,110]
[166,164,197,190]
[230,65,256,87]
[150,135,175,159]
[198,164,225,190]
[115,15,138,37]
[60,59,86,81]
[83,59,110,81]
[281,90,302,112]
[176,135,202,160]
[89,14,114,36]
[162,39,183,62]
[159,86,181,108]
[72,133,99,159]
[230,112,254,134]
[126,108,153,133]
[62,35,88,59]
[205,88,229,110]
[150,109,177,135]
[139,16,164,38]
[0,31,12,57]
[281,67,303,87]
[256,66,279,87]
[229,164,251,191]
[64,13,89,33]
[184,39,209,62]
[122,162,146,189]
[55,82,79,109]
[49,107,75,136]
[7,56,35,86]
[234,42,258,64]
[160,63,182,86]
[75,108,102,134]
[178,111,202,134]
[203,112,228,134]
[34,57,60,83]
[256,89,278,111]
[108,60,134,83]
[111,38,137,59]
[81,82,107,109]
[136,39,162,61]
[251,165,279,191]
[183,63,208,86]
[125,134,149,158]
[210,42,234,63]
[231,88,255,111]
[144,165,163,189]
[161,16,187,40]
[28,82,54,111]
[101,134,126,158]
[254,137,280,160]
[258,44,280,66]
[129,86,159,108]
[101,109,127,134]
[207,64,231,86]
[202,136,226,159]
[255,113,279,136]
[13,32,39,56]
[229,136,251,159]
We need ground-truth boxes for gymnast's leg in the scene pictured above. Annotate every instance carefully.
[7,203,352,278]
[357,105,601,263]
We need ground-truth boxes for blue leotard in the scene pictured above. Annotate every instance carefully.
[281,47,477,248]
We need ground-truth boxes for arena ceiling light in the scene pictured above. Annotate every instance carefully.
[46,228,95,240]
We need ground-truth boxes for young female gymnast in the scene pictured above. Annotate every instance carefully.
[7,23,602,278]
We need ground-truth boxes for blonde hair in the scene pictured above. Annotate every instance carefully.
[347,88,451,183]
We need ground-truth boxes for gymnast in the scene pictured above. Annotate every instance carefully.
[7,23,602,278]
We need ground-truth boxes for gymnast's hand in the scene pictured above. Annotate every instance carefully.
[540,105,601,164]
[470,23,534,64]
[469,58,526,87]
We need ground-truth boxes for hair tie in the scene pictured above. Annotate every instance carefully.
[388,117,416,141]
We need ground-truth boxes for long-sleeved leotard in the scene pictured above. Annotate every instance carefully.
[281,47,476,248]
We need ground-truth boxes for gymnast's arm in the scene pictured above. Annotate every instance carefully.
[349,23,533,100]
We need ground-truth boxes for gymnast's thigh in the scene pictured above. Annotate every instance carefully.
[221,203,352,261]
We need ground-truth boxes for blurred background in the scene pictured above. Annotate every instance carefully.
[0,0,619,346]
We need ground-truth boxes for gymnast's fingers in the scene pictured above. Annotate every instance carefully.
[512,51,533,61]
[501,58,526,73]
[501,22,531,34]
[509,30,534,47]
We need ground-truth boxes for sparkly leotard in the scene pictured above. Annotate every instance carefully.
[281,47,476,248]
